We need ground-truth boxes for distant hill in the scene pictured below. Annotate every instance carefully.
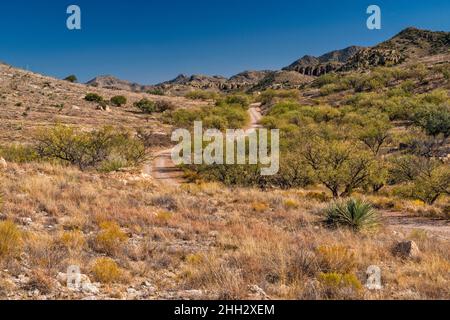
[87,71,273,95]
[86,27,449,95]
[340,27,450,71]
[282,46,364,76]
[86,75,150,92]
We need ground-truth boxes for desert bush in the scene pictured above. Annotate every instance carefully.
[146,89,165,96]
[91,257,124,283]
[25,233,66,270]
[320,83,341,96]
[0,221,22,260]
[283,199,299,209]
[163,108,199,128]
[356,114,392,155]
[151,195,178,211]
[58,230,86,253]
[84,93,103,103]
[0,144,38,163]
[397,129,445,158]
[251,201,269,212]
[303,139,375,197]
[389,155,427,183]
[94,221,127,256]
[35,125,145,171]
[110,95,127,107]
[221,94,251,108]
[258,89,299,105]
[316,245,356,273]
[64,75,77,83]
[26,270,54,294]
[135,99,174,113]
[318,272,362,298]
[412,104,450,137]
[136,129,172,148]
[393,159,450,204]
[185,90,219,101]
[134,98,155,114]
[259,116,279,129]
[367,160,389,193]
[154,100,176,113]
[164,104,248,130]
[314,73,340,87]
[325,198,380,231]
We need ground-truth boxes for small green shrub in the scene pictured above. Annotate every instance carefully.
[134,98,156,114]
[222,94,250,108]
[0,144,38,163]
[412,104,450,137]
[325,198,379,231]
[154,100,176,113]
[110,95,127,107]
[64,75,77,83]
[84,93,103,103]
[185,90,219,101]
[146,89,165,96]
[258,89,299,105]
[35,125,146,171]
[318,272,362,292]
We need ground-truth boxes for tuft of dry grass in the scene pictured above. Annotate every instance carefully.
[0,162,448,299]
[0,220,22,260]
[93,221,128,256]
[91,257,125,284]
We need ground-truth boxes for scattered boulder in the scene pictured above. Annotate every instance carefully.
[248,285,270,300]
[392,240,421,259]
[56,272,100,295]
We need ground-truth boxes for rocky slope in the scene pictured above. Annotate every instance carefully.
[283,46,364,76]
[86,27,449,95]
[340,27,450,71]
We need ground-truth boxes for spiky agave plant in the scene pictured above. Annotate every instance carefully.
[326,198,380,231]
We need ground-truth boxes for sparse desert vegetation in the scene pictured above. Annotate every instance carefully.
[0,27,448,300]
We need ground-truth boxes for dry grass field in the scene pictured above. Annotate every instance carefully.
[0,51,449,300]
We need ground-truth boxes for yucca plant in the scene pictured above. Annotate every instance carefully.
[326,198,380,231]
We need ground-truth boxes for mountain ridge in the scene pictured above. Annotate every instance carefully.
[85,27,450,95]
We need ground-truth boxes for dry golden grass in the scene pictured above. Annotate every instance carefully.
[0,161,448,299]
[0,220,22,259]
[91,257,126,284]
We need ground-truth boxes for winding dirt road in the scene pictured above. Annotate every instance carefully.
[147,103,263,186]
[145,104,449,240]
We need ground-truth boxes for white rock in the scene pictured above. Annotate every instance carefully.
[0,158,7,169]
[248,285,270,300]
[82,282,100,295]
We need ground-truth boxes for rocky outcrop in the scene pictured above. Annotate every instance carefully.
[340,28,450,72]
[339,48,404,72]
[86,75,147,92]
[87,28,450,94]
[249,70,313,91]
[283,46,364,76]
[87,71,274,95]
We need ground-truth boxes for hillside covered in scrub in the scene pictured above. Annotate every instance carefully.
[0,27,449,300]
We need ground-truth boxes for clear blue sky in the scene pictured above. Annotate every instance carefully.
[0,0,449,84]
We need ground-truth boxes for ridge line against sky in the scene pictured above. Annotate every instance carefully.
[0,0,449,84]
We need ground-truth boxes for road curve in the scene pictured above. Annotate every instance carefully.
[148,103,263,186]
